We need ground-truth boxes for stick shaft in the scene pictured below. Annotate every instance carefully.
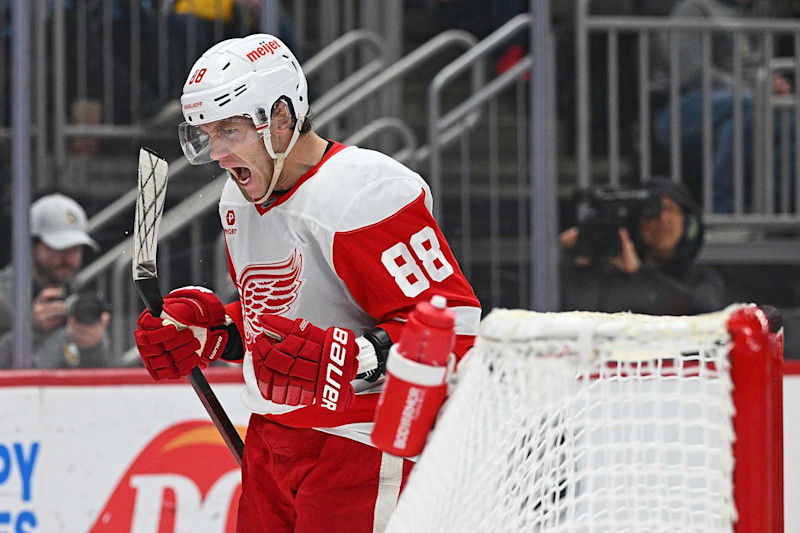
[187,367,245,464]
[135,277,245,466]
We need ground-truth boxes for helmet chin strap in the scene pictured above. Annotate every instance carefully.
[253,117,305,205]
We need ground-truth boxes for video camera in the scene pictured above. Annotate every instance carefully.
[573,185,662,258]
[65,292,108,325]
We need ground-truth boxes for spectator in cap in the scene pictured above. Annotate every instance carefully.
[560,178,729,316]
[30,193,100,254]
[0,193,111,369]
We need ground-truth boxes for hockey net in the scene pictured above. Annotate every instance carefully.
[385,305,783,533]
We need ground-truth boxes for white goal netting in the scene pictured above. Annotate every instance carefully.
[386,307,744,533]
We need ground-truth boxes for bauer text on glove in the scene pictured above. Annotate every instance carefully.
[251,315,359,411]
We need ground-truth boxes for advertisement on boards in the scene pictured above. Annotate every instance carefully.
[0,369,248,533]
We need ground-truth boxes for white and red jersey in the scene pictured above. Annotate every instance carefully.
[221,142,481,447]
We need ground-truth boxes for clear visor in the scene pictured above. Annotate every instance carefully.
[178,116,265,165]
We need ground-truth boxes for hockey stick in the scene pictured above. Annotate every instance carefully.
[133,147,245,466]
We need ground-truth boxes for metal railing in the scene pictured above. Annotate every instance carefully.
[756,58,800,217]
[426,13,544,311]
[0,0,402,193]
[576,0,800,264]
[314,30,480,139]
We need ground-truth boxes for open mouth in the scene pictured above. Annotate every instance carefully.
[230,167,253,186]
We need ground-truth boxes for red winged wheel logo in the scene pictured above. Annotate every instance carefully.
[237,249,304,345]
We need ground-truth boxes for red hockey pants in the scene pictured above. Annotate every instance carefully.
[236,414,414,533]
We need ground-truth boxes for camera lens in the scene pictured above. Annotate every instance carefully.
[575,221,622,258]
[65,293,106,324]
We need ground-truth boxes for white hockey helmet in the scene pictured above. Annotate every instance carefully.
[179,34,309,166]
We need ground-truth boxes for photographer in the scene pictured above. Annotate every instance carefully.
[0,194,111,368]
[560,178,728,316]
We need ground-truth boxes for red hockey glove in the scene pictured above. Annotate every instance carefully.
[251,315,359,411]
[134,287,229,380]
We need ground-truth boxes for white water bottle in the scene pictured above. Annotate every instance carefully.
[371,295,455,457]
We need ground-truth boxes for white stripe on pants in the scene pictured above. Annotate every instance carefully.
[373,452,404,533]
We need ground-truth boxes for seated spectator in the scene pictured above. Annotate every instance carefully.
[651,0,794,213]
[560,178,728,315]
[0,194,111,368]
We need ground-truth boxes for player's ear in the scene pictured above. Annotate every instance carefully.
[270,100,293,134]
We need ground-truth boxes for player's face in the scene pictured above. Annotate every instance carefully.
[639,197,684,259]
[201,118,274,201]
[206,103,296,202]
[33,242,83,285]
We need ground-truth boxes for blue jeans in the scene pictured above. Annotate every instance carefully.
[654,89,795,213]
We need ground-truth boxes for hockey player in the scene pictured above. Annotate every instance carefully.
[133,34,481,532]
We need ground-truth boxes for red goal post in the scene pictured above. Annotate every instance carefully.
[729,305,783,533]
[386,304,783,533]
